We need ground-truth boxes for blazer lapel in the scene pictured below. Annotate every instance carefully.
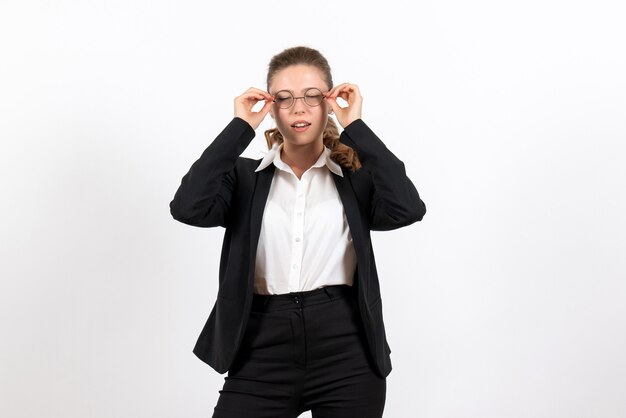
[248,165,275,286]
[332,171,366,259]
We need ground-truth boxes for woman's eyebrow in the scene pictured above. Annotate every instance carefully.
[274,87,325,94]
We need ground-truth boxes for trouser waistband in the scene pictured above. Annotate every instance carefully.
[252,285,355,312]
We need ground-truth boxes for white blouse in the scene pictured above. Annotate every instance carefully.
[253,144,357,295]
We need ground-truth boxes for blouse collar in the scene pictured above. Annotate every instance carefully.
[255,143,344,177]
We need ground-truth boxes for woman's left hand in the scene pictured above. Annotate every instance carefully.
[325,83,363,128]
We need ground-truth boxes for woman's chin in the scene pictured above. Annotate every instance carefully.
[283,135,322,149]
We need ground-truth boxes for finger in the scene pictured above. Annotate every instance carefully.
[238,94,271,109]
[333,82,354,90]
[339,83,359,92]
[259,90,275,101]
[328,84,353,99]
[258,99,274,116]
[329,91,350,108]
[328,86,343,98]
[325,96,341,113]
[326,85,343,98]
[241,92,269,101]
[241,88,274,101]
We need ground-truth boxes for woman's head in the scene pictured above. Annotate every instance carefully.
[267,63,331,150]
[264,46,361,171]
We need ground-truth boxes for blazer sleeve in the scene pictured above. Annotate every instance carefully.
[169,117,255,228]
[340,119,426,231]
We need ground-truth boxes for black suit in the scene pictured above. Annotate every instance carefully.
[170,117,426,378]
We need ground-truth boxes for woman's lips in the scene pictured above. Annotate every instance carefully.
[291,121,311,132]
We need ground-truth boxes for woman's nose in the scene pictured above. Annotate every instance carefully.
[291,97,307,112]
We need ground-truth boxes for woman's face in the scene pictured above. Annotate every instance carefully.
[269,64,331,149]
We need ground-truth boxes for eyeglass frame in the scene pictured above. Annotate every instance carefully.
[271,87,327,109]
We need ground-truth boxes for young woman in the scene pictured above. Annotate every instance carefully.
[170,46,426,418]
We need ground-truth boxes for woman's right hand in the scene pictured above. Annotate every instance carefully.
[234,87,274,130]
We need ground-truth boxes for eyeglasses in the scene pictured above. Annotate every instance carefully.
[272,88,325,109]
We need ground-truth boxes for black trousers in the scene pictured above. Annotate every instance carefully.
[212,285,386,418]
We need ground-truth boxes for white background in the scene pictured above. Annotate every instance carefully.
[1,1,625,417]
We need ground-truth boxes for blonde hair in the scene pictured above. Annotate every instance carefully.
[264,46,361,171]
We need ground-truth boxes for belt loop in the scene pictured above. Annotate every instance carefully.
[323,286,333,301]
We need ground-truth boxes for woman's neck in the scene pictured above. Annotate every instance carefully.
[281,141,324,179]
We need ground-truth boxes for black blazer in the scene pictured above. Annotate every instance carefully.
[170,117,426,378]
